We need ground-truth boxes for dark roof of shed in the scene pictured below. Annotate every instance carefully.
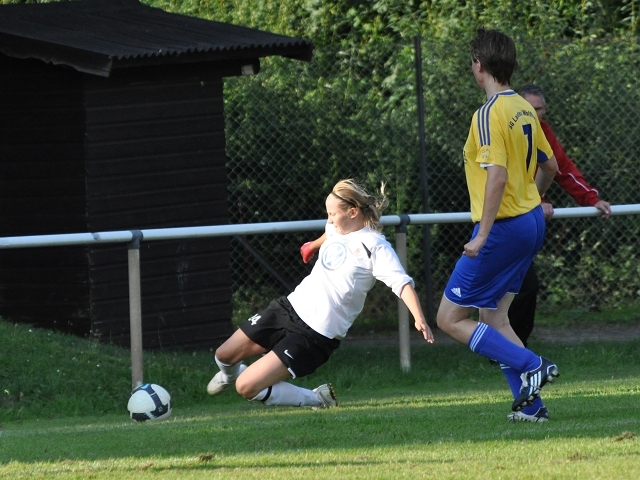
[0,0,313,77]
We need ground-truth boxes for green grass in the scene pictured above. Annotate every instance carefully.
[1,319,640,479]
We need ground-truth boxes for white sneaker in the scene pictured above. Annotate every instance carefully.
[207,364,247,396]
[507,407,549,423]
[312,383,338,409]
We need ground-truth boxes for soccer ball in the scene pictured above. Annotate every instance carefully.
[127,383,172,422]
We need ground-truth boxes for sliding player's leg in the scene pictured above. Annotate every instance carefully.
[237,351,337,408]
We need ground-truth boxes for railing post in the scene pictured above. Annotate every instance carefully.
[128,230,144,390]
[396,214,411,372]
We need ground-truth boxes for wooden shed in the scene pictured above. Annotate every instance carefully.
[0,0,313,350]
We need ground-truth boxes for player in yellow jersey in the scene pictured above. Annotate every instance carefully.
[436,28,561,420]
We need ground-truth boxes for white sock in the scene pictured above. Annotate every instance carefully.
[250,382,320,407]
[215,356,242,383]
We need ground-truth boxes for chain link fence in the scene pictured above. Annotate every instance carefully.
[223,36,640,327]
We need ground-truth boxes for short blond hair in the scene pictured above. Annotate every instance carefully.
[330,179,388,231]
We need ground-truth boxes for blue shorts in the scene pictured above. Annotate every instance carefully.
[444,206,545,309]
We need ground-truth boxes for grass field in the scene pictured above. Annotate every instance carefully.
[1,318,639,479]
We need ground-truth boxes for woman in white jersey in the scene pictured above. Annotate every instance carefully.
[207,179,434,409]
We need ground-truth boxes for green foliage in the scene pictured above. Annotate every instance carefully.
[147,0,640,316]
[148,0,309,36]
[225,34,640,315]
[150,0,640,42]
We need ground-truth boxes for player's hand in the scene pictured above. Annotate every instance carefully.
[594,200,611,218]
[300,242,317,264]
[541,202,555,220]
[463,235,486,258]
[414,318,434,343]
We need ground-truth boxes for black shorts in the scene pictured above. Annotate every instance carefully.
[239,296,340,378]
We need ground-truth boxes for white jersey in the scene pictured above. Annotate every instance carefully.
[287,223,414,340]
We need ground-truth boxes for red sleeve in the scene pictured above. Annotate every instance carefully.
[541,120,600,207]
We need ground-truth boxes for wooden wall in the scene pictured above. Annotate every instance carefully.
[84,64,234,350]
[0,55,91,335]
[0,56,235,350]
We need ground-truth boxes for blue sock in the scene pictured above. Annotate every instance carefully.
[469,323,540,372]
[501,364,545,414]
[522,397,545,415]
[500,364,522,397]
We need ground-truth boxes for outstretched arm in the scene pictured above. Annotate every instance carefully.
[551,148,611,217]
[300,233,326,263]
[542,120,608,213]
[400,283,434,343]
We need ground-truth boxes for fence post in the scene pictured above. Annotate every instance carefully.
[413,34,436,328]
[128,230,144,390]
[396,214,411,372]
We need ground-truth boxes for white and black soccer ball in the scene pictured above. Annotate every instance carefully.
[127,383,172,422]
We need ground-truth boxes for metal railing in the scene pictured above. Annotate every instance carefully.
[1,205,638,386]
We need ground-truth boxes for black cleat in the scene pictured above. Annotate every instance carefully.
[512,357,559,412]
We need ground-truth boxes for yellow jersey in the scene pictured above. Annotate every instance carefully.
[463,90,553,222]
